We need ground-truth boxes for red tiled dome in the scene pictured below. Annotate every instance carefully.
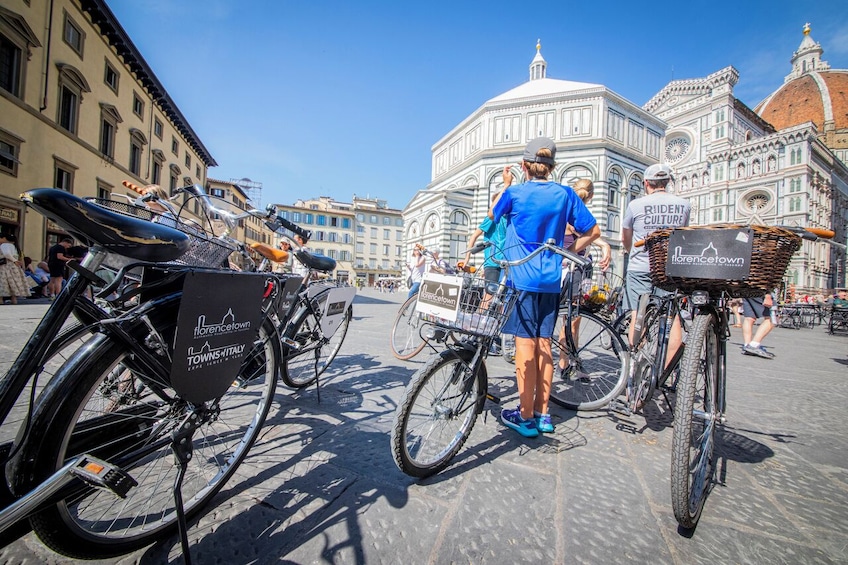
[756,71,848,137]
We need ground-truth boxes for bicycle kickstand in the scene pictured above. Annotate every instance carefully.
[313,345,321,403]
[171,418,196,565]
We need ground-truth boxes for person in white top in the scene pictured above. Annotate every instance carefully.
[406,247,426,298]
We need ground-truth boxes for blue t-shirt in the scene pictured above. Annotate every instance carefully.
[492,181,597,293]
[478,216,507,268]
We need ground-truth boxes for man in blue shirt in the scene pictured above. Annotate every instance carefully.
[490,137,599,437]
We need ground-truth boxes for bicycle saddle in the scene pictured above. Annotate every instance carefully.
[294,250,336,272]
[21,188,190,262]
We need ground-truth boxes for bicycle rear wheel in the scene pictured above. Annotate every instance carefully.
[671,309,719,530]
[281,290,353,388]
[11,318,278,558]
[391,348,486,478]
[390,295,427,360]
[549,311,629,411]
[627,302,662,412]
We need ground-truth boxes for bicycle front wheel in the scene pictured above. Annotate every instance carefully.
[391,348,487,478]
[671,309,720,530]
[281,292,353,388]
[390,295,427,360]
[12,319,278,558]
[549,311,629,411]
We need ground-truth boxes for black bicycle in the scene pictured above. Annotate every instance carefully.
[0,187,287,562]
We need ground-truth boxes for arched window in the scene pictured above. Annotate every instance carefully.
[626,174,643,205]
[562,166,593,187]
[424,213,440,234]
[607,168,623,208]
[450,210,469,226]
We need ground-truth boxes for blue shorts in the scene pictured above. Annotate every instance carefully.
[625,270,670,311]
[502,291,559,339]
[742,296,771,319]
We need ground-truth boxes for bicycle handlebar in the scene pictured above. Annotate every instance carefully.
[467,239,592,270]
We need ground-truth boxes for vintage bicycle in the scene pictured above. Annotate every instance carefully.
[637,223,836,530]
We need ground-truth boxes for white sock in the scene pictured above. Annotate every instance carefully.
[749,341,760,348]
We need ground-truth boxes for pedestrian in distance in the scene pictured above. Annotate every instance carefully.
[46,237,73,299]
[0,234,30,305]
[741,294,776,359]
[406,247,425,298]
[490,137,600,437]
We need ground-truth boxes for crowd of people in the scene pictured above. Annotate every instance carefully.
[0,234,82,305]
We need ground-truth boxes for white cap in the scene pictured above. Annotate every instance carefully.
[644,163,673,181]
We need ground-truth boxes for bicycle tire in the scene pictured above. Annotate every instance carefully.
[0,322,91,447]
[390,295,428,360]
[281,291,352,388]
[12,317,278,558]
[391,348,487,478]
[549,311,629,411]
[671,310,719,530]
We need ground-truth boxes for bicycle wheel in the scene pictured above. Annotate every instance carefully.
[11,318,278,558]
[627,302,662,412]
[549,311,629,411]
[0,322,91,446]
[281,291,353,388]
[671,310,719,530]
[390,295,427,360]
[391,348,487,478]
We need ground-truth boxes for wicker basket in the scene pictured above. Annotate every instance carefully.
[89,199,235,269]
[644,224,801,298]
[435,277,518,338]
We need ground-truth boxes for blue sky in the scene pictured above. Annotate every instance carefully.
[106,0,848,210]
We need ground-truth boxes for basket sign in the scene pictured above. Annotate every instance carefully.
[665,228,753,281]
[171,271,266,404]
[415,273,464,321]
[316,285,356,338]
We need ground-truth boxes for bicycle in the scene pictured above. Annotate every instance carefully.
[390,239,592,478]
[249,224,355,390]
[0,186,289,562]
[638,223,836,530]
[389,244,476,361]
[546,262,631,411]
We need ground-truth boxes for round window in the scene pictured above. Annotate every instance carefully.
[664,135,691,164]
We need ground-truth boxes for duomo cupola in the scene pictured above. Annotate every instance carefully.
[755,24,848,155]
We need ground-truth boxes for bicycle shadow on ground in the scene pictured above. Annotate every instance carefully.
[137,377,410,564]
[608,392,676,435]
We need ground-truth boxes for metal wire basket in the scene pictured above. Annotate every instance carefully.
[89,198,236,269]
[644,224,802,298]
[434,277,518,338]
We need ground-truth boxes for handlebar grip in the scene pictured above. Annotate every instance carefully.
[466,241,490,254]
[122,180,144,195]
[634,240,645,248]
[274,214,312,242]
[802,227,835,239]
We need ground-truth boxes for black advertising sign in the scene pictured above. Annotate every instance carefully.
[665,228,754,281]
[170,271,266,404]
[277,275,304,318]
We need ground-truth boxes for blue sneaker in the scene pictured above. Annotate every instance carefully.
[501,408,539,438]
[534,412,554,434]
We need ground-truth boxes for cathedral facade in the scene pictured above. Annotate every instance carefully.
[403,28,848,293]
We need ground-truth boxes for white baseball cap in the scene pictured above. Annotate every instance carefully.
[644,163,673,181]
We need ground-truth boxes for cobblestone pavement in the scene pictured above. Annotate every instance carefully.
[0,289,846,564]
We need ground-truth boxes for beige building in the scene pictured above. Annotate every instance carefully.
[273,197,356,282]
[0,0,215,261]
[353,196,404,287]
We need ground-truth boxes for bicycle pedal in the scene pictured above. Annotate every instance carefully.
[70,455,138,498]
[485,393,501,404]
[608,399,632,416]
[281,337,301,350]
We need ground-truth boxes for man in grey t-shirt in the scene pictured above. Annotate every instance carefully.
[621,163,691,363]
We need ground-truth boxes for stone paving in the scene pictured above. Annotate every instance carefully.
[0,288,846,564]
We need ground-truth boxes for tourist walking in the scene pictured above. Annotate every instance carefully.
[0,234,30,305]
[741,293,777,359]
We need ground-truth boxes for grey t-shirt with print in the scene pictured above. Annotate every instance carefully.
[623,191,691,272]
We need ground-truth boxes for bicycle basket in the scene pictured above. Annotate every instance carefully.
[89,199,235,269]
[644,224,801,298]
[579,269,623,317]
[429,277,518,338]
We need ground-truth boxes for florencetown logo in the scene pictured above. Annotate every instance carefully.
[420,283,458,307]
[669,242,746,267]
[193,308,251,338]
[186,341,247,370]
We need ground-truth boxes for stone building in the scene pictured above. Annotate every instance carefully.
[0,0,215,261]
[404,28,848,292]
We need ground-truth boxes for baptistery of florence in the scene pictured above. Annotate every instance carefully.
[403,26,848,292]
